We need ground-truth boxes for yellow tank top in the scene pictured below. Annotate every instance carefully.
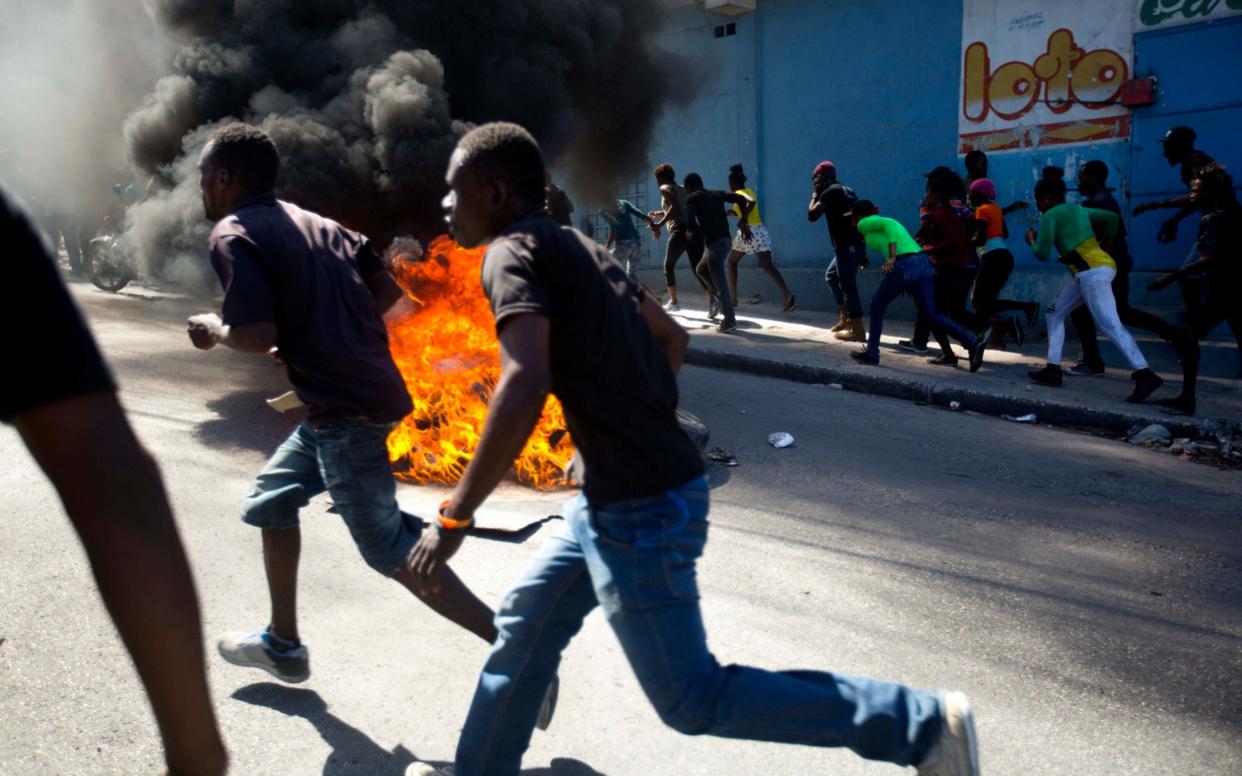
[732,187,763,226]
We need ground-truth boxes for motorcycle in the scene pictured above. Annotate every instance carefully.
[85,232,134,292]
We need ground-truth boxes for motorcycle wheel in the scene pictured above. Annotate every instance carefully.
[86,239,132,292]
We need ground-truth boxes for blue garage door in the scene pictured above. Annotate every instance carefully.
[1129,16,1242,270]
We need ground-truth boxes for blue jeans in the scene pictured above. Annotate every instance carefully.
[826,242,866,318]
[241,419,421,576]
[866,254,977,360]
[454,477,942,774]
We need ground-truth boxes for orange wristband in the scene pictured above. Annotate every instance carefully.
[437,499,474,531]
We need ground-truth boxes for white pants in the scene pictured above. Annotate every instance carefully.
[1046,267,1149,370]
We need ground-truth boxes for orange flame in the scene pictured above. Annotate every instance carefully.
[385,236,572,488]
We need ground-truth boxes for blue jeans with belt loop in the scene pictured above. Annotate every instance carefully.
[452,476,943,775]
[866,253,978,360]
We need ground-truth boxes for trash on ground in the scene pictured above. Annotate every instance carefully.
[1127,424,1172,447]
[949,401,962,412]
[829,383,844,391]
[1132,421,1242,468]
[767,432,795,448]
[706,447,739,466]
[1001,413,1038,424]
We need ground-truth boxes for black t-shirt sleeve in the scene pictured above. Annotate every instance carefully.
[211,233,276,326]
[1,188,115,422]
[481,237,551,330]
[356,238,384,279]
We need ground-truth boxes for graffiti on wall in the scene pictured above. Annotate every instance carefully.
[959,1,1134,153]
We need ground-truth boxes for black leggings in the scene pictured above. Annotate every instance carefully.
[963,248,1032,332]
[1178,287,1242,400]
[663,231,708,290]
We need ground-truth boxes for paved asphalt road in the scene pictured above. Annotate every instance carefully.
[1,283,1239,775]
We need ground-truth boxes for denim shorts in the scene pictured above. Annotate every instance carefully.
[240,419,421,576]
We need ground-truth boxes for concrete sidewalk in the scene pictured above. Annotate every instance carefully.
[676,300,1242,438]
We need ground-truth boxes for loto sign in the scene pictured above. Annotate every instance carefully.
[959,1,1134,153]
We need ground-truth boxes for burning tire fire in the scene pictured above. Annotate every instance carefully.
[385,236,573,489]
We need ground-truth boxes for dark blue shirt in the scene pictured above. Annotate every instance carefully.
[1083,189,1131,272]
[208,194,412,423]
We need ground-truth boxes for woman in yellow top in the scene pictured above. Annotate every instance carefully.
[726,165,796,312]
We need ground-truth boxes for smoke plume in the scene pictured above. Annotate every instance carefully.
[125,0,686,283]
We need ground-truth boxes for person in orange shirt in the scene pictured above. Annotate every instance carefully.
[963,178,1038,346]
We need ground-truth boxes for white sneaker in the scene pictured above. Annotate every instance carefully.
[664,300,681,312]
[217,629,309,684]
[917,691,980,776]
[406,762,453,776]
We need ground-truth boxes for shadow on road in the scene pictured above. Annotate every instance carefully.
[231,683,608,776]
[195,390,304,453]
[231,683,415,775]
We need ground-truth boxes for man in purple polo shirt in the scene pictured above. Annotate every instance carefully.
[184,124,546,709]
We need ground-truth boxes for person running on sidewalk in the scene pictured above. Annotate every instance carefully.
[964,178,1039,347]
[1069,161,1188,377]
[1132,127,1238,376]
[407,120,981,776]
[649,162,710,312]
[725,163,796,311]
[848,199,989,372]
[3,182,228,776]
[185,123,556,726]
[602,197,654,283]
[683,172,754,332]
[1146,164,1242,415]
[1024,176,1164,402]
[909,167,980,367]
[808,160,869,341]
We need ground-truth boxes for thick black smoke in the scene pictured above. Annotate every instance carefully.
[126,0,686,279]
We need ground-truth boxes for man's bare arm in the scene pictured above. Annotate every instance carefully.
[14,393,227,776]
[638,291,688,374]
[650,184,679,227]
[187,315,277,353]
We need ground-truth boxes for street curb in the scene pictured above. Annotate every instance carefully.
[686,346,1222,438]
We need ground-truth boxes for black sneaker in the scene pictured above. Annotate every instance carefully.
[898,340,930,354]
[969,329,992,373]
[1028,364,1063,387]
[1066,362,1104,376]
[850,350,879,366]
[1127,369,1164,403]
[782,295,798,312]
[717,319,738,333]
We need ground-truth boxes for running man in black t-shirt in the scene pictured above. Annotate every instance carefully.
[185,125,563,722]
[808,161,869,338]
[406,122,980,776]
[1,183,227,775]
[683,172,754,332]
[1147,165,1242,414]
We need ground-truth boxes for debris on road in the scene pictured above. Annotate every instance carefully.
[768,432,795,448]
[949,401,963,412]
[1002,413,1038,424]
[829,383,844,391]
[706,447,739,466]
[1127,424,1172,447]
[1127,420,1242,468]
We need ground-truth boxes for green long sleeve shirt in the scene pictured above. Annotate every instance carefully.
[1031,204,1118,272]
